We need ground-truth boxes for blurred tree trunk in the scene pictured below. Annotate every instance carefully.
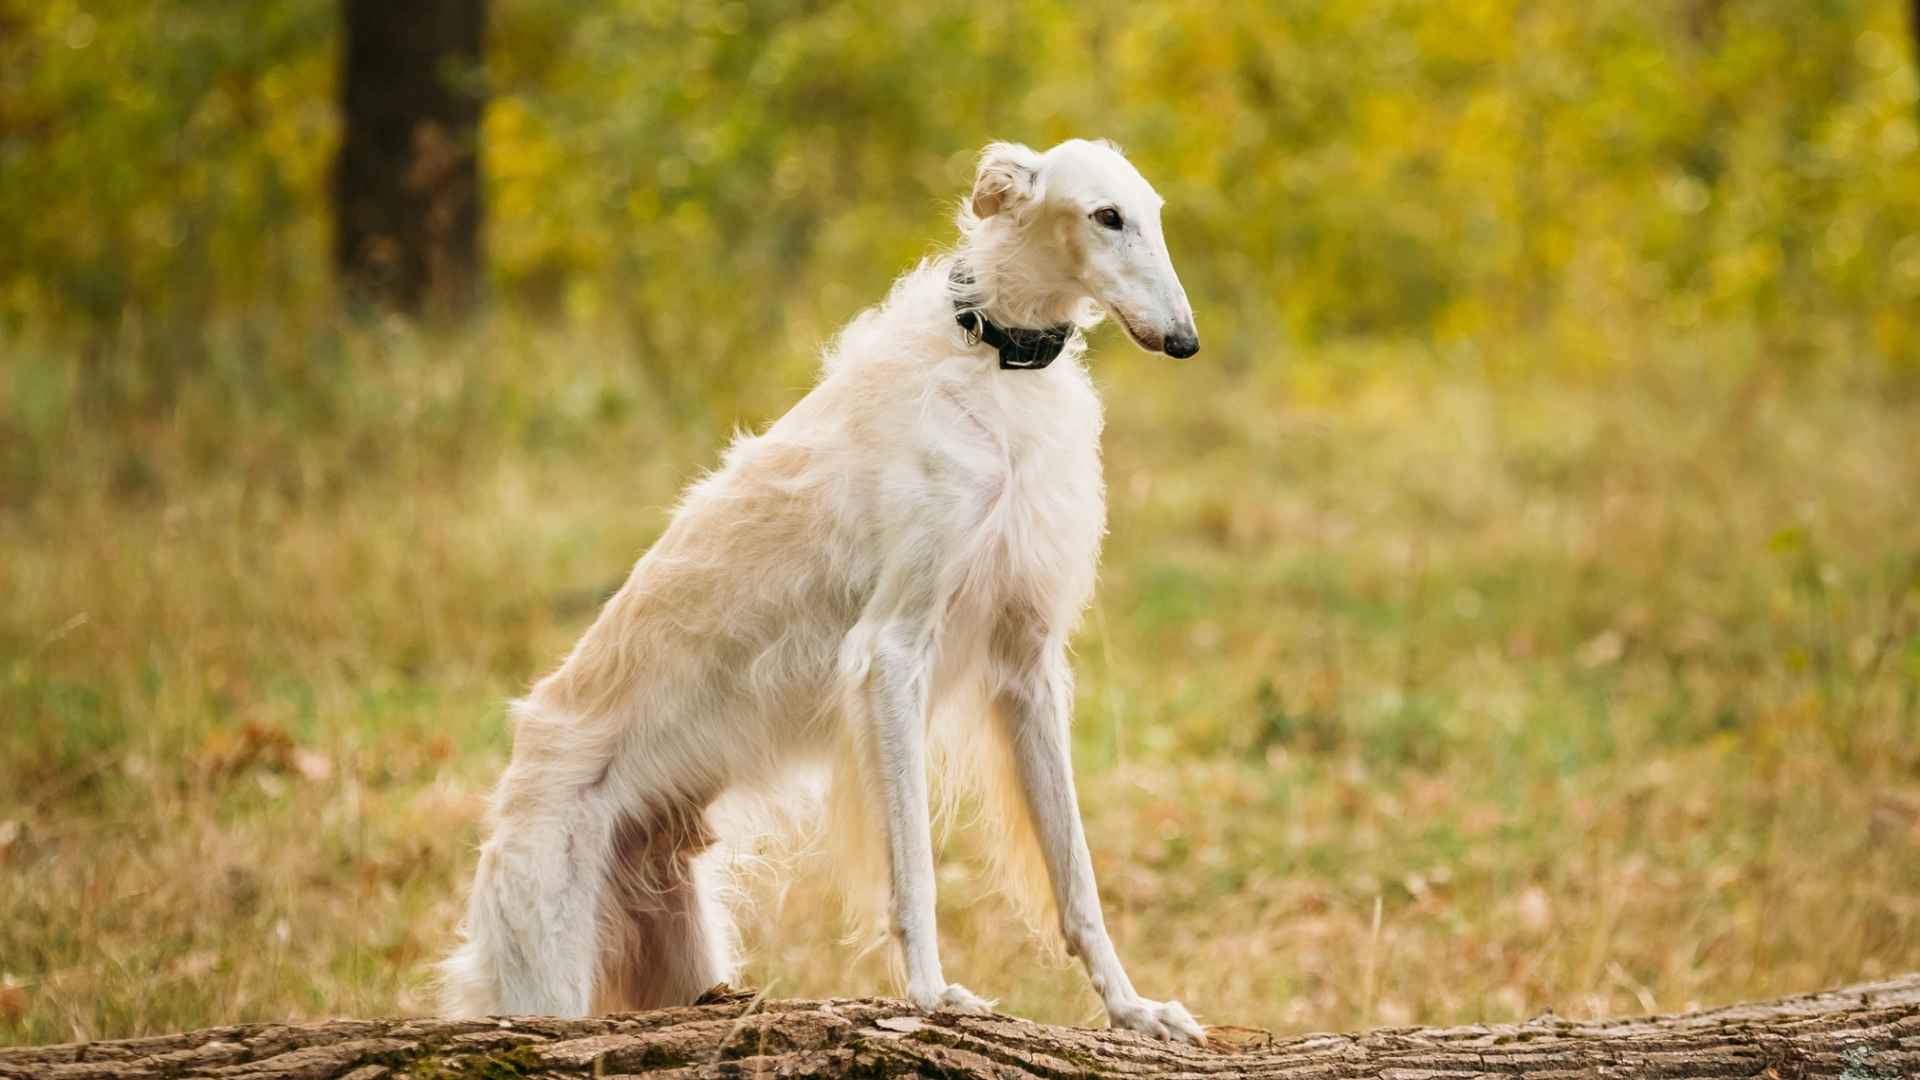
[333,0,487,317]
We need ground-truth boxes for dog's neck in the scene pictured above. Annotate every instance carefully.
[948,261,1077,371]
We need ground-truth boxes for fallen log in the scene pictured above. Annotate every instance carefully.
[3,976,1916,1079]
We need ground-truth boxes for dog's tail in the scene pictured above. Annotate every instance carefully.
[436,700,625,1017]
[437,871,508,1017]
[957,692,1059,939]
[436,808,611,1017]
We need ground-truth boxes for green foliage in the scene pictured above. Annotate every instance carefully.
[0,1,335,324]
[3,0,1919,371]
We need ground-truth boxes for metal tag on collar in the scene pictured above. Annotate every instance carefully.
[952,274,1068,370]
[958,310,984,348]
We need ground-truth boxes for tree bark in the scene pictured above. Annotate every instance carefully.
[3,977,1916,1079]
[333,0,486,317]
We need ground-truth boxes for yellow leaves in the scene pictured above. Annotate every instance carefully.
[195,721,332,785]
[668,199,713,245]
[1415,0,1513,66]
[0,0,1910,366]
[1434,296,1493,342]
[195,720,293,779]
[1707,239,1785,310]
[485,94,611,282]
[1661,172,1712,216]
[485,96,558,215]
[258,55,338,200]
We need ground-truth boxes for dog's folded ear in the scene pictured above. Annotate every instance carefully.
[970,141,1042,219]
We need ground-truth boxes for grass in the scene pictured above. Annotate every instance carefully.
[2,317,1917,1044]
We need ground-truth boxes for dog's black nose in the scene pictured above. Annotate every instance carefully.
[1164,331,1199,359]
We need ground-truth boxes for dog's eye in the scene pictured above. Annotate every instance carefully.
[1091,207,1124,230]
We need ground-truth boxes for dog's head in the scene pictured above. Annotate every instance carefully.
[964,139,1198,359]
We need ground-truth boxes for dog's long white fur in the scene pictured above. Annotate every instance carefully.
[440,138,1203,1041]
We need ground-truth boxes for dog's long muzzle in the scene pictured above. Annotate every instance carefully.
[1163,321,1199,358]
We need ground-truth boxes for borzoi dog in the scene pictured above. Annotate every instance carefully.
[440,138,1204,1042]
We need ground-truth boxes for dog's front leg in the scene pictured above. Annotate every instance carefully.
[1000,650,1206,1043]
[868,621,993,1015]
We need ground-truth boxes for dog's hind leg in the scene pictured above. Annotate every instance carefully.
[594,808,737,1011]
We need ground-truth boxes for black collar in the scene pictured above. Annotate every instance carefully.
[950,266,1073,370]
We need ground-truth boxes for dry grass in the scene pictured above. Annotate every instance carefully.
[2,322,1917,1044]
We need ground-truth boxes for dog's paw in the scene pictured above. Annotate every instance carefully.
[1107,996,1206,1044]
[908,982,996,1015]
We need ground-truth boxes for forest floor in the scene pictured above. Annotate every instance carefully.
[3,323,1917,1044]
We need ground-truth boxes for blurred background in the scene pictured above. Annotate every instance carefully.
[3,0,1919,1046]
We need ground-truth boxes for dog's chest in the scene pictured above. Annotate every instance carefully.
[951,370,1106,614]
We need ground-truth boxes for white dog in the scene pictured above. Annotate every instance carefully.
[440,138,1204,1042]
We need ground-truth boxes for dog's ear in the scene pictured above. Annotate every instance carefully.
[970,142,1042,219]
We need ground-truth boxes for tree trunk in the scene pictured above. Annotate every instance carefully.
[333,0,486,317]
[4,976,1917,1079]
